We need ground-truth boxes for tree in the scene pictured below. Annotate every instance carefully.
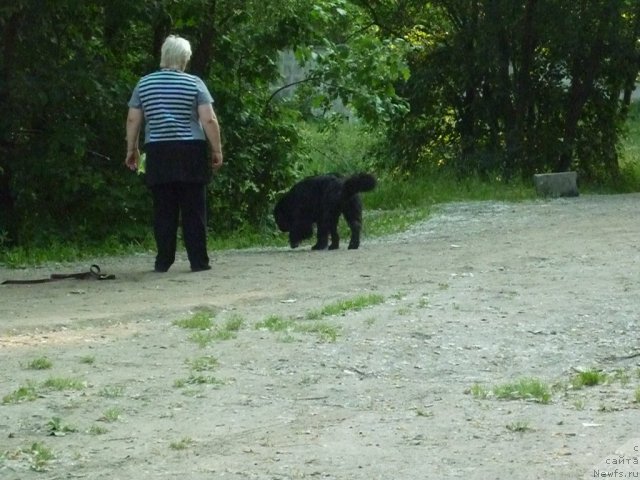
[0,0,409,248]
[358,0,640,180]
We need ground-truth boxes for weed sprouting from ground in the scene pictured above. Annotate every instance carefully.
[173,311,214,330]
[100,407,122,423]
[306,293,384,319]
[256,293,384,342]
[493,378,551,403]
[469,383,489,399]
[3,377,85,405]
[25,357,52,370]
[506,421,532,433]
[174,375,224,389]
[256,315,295,332]
[170,437,195,450]
[47,417,77,436]
[41,377,86,391]
[79,355,96,365]
[296,322,340,342]
[174,311,245,347]
[25,442,55,472]
[99,385,125,398]
[175,354,223,390]
[571,369,607,389]
[187,356,219,372]
[470,378,551,404]
[256,313,340,342]
[88,425,108,435]
[2,383,39,404]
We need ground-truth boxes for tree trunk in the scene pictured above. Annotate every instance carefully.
[0,10,20,244]
[513,0,538,175]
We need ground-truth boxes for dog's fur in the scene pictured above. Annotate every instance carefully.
[273,173,376,250]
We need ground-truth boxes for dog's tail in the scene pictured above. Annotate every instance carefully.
[342,173,377,199]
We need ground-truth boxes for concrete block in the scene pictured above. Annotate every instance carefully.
[533,172,579,198]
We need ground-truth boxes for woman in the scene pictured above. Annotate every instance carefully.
[125,35,223,272]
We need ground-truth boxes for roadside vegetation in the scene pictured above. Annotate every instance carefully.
[2,108,639,268]
[2,3,639,267]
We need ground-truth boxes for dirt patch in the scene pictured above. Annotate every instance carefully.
[1,194,640,479]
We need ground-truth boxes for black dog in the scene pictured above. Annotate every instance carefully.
[274,173,376,250]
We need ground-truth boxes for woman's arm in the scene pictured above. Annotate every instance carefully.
[198,103,224,171]
[125,107,143,171]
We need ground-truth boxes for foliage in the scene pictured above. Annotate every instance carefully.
[0,0,408,249]
[361,0,640,181]
[1,0,639,255]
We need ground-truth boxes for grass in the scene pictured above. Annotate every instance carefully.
[216,315,244,339]
[612,368,631,386]
[3,109,640,267]
[417,296,430,308]
[99,385,125,398]
[88,425,108,435]
[41,377,85,391]
[415,408,434,418]
[469,383,489,399]
[187,355,219,372]
[470,378,551,404]
[634,387,640,404]
[493,378,551,403]
[47,417,77,436]
[169,437,195,450]
[506,421,532,433]
[173,311,214,330]
[256,313,340,342]
[0,231,157,268]
[100,407,122,423]
[571,369,607,389]
[2,383,39,404]
[79,355,96,365]
[255,314,295,332]
[619,101,640,189]
[175,354,224,389]
[306,293,385,319]
[255,293,385,342]
[189,331,216,348]
[3,376,86,404]
[25,357,53,370]
[174,374,224,389]
[174,311,243,347]
[296,321,340,342]
[25,442,55,472]
[255,315,302,342]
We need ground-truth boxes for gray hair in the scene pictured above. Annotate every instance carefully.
[160,35,192,71]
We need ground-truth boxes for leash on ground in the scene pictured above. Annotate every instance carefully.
[1,264,116,285]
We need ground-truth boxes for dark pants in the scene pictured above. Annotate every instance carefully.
[150,182,209,271]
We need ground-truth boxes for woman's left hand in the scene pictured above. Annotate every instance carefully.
[125,149,140,171]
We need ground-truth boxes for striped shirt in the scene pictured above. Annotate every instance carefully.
[128,69,214,144]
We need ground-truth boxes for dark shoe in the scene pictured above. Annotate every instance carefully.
[154,263,170,273]
[191,264,212,272]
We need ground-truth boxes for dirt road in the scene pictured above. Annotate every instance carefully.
[1,194,639,479]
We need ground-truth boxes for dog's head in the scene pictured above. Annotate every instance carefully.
[274,195,314,248]
[273,200,291,232]
[287,224,313,248]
